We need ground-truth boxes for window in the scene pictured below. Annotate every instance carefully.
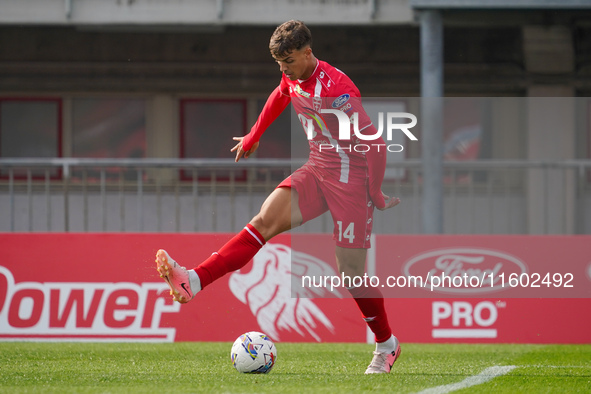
[71,98,146,180]
[72,98,146,159]
[443,98,486,183]
[255,99,291,159]
[443,98,485,163]
[180,99,246,180]
[181,99,246,159]
[0,98,61,158]
[0,98,61,177]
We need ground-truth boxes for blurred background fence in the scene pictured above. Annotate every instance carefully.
[1,158,590,234]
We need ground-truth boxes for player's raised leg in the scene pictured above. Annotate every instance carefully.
[156,186,300,303]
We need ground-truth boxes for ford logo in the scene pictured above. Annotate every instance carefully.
[332,94,350,108]
[402,247,527,294]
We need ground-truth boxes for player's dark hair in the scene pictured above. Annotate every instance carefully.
[269,20,312,59]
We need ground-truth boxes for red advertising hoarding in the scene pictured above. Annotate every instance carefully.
[0,233,589,344]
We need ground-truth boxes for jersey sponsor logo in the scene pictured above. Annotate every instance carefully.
[295,84,311,98]
[339,102,352,113]
[332,94,350,108]
[228,243,343,342]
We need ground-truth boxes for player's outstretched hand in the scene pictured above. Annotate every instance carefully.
[231,136,259,162]
[377,192,401,211]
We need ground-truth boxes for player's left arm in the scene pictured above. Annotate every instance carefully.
[364,128,401,211]
[329,72,400,211]
[232,83,291,162]
[343,91,400,211]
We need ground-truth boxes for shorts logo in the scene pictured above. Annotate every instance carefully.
[332,94,350,108]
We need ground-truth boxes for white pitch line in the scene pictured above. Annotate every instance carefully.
[416,365,517,394]
[526,365,589,369]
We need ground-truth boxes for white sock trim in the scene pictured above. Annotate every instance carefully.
[376,335,396,353]
[188,269,202,294]
[244,226,264,246]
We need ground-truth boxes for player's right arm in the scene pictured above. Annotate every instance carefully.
[232,84,291,162]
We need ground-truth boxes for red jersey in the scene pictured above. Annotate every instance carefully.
[242,59,387,208]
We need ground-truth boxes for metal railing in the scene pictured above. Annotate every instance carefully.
[1,158,590,234]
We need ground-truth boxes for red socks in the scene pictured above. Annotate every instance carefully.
[194,224,265,289]
[348,286,392,343]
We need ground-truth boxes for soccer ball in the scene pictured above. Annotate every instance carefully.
[230,331,277,374]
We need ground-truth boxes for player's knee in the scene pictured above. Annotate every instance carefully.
[249,214,266,232]
[250,213,290,240]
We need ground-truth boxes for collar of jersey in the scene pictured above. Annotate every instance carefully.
[297,59,320,83]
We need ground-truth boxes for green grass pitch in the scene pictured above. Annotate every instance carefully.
[0,342,589,393]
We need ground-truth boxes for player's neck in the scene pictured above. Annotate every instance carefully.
[299,57,318,81]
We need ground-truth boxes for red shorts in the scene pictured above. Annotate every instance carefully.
[278,164,374,249]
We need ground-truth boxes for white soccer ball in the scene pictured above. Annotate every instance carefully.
[230,331,277,374]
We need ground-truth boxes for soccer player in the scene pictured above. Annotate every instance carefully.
[156,20,401,374]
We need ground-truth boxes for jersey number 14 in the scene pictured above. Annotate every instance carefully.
[336,221,355,244]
